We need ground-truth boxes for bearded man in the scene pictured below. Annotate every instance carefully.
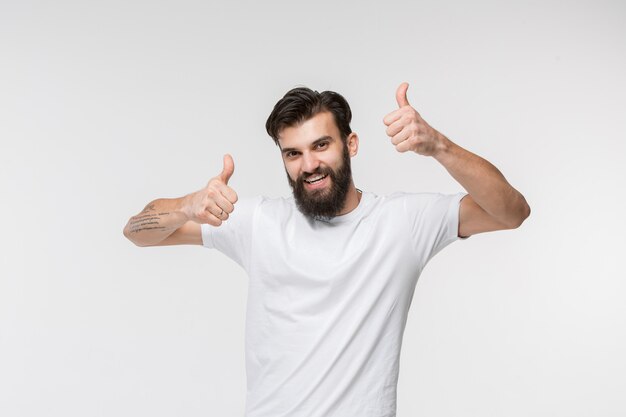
[123,83,530,417]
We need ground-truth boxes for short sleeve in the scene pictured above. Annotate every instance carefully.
[403,192,468,265]
[200,196,263,270]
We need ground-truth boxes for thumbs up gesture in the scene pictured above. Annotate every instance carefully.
[183,154,239,226]
[382,82,446,157]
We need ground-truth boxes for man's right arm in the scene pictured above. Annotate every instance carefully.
[122,154,238,247]
[123,197,198,246]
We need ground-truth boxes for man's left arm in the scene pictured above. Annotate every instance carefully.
[383,82,531,238]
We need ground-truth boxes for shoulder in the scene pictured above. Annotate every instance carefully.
[227,195,265,218]
[244,195,298,221]
[373,191,467,222]
[202,195,267,232]
[230,195,295,212]
[254,195,294,211]
[375,191,461,209]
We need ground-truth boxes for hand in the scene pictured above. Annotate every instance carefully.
[183,154,239,226]
[383,82,446,157]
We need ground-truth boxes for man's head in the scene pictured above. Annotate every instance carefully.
[265,87,353,145]
[265,87,359,220]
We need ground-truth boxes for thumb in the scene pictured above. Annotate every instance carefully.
[395,82,410,107]
[219,154,235,184]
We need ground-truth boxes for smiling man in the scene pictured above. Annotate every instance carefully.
[123,83,530,417]
[278,110,358,220]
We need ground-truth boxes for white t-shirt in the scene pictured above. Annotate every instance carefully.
[201,191,468,417]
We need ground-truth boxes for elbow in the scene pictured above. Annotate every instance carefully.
[122,228,132,244]
[506,200,531,229]
[122,225,131,242]
[123,227,147,247]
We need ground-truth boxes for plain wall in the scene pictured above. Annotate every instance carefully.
[1,0,625,416]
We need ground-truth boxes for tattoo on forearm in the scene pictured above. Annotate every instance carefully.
[127,206,173,233]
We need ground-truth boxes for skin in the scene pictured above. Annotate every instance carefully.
[278,111,361,216]
[383,82,530,237]
[122,155,237,246]
[123,82,530,246]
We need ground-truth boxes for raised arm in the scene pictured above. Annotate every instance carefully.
[383,82,530,237]
[122,154,238,246]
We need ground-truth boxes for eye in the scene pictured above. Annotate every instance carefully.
[315,141,329,150]
[286,151,299,158]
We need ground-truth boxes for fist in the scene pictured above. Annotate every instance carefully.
[382,82,445,156]
[183,154,239,226]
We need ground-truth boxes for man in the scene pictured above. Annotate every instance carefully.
[123,82,530,417]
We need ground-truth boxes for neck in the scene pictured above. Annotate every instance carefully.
[337,182,361,216]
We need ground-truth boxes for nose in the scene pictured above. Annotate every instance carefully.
[301,151,320,174]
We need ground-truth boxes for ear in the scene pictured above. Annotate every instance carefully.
[347,132,359,157]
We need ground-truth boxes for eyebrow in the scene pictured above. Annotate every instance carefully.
[281,135,334,155]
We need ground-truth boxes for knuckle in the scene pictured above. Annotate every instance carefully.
[206,188,217,199]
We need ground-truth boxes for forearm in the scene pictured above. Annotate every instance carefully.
[123,196,190,246]
[433,134,530,227]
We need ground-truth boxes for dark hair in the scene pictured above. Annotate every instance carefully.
[265,86,353,146]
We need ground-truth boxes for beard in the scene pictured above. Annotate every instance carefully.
[286,143,353,221]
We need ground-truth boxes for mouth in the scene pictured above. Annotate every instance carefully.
[304,174,328,184]
[303,173,330,190]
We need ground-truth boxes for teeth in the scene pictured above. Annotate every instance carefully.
[305,174,327,183]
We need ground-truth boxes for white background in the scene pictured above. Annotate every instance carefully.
[1,0,625,416]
